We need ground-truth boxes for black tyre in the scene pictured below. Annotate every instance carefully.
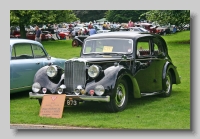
[106,79,128,112]
[162,71,172,97]
[72,39,79,47]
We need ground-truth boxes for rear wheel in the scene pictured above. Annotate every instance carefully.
[162,71,172,97]
[72,39,79,47]
[106,79,128,112]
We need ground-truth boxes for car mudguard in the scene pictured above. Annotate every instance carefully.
[74,36,83,44]
[33,65,64,93]
[162,61,181,84]
[85,65,141,98]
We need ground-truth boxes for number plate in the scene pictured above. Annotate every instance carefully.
[66,99,79,106]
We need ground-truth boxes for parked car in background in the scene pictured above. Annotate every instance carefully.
[10,30,20,38]
[129,27,149,33]
[96,30,111,34]
[26,31,52,41]
[29,32,181,112]
[155,26,171,35]
[10,39,66,93]
[135,23,157,34]
[72,35,89,47]
[57,28,70,39]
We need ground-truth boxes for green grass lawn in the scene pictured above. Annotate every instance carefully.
[10,31,190,129]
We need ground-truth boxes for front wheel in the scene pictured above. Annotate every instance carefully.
[162,71,172,97]
[106,79,128,112]
[72,39,79,47]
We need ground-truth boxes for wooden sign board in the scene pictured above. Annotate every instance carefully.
[39,94,66,118]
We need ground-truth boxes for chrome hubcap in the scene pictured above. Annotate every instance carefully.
[115,83,126,107]
[165,75,171,94]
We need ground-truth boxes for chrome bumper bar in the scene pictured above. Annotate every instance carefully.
[29,92,110,102]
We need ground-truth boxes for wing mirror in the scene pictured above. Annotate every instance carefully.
[47,55,51,60]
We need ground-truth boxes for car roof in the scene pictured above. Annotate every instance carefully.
[10,38,43,47]
[85,31,154,40]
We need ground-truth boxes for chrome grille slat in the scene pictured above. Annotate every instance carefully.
[65,60,86,92]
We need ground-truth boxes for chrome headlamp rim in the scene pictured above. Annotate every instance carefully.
[32,82,41,93]
[94,85,105,96]
[88,65,100,78]
[46,65,58,78]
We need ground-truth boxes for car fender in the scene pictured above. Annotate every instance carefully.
[33,65,64,93]
[85,65,141,98]
[162,61,181,84]
[74,36,83,44]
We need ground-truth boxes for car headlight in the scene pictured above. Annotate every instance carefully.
[88,65,100,78]
[95,85,105,96]
[46,65,58,78]
[32,82,41,93]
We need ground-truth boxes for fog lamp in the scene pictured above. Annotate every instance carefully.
[95,85,105,96]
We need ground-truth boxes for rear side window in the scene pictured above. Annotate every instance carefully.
[137,37,151,57]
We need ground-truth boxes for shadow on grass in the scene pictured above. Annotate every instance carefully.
[10,90,30,100]
[62,90,184,113]
[168,40,190,44]
[127,90,185,110]
[63,101,108,113]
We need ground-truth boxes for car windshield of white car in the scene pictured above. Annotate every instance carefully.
[83,38,133,54]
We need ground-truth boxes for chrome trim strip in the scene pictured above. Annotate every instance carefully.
[29,92,110,102]
[10,86,31,90]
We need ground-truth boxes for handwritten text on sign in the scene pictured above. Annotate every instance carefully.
[39,94,66,118]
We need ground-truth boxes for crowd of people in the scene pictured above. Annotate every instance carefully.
[11,18,181,43]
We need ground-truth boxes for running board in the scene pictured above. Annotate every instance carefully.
[141,91,163,97]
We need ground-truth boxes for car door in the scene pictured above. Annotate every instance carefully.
[134,37,156,93]
[10,43,44,91]
[151,37,167,91]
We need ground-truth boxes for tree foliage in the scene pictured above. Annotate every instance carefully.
[141,10,190,29]
[73,10,107,22]
[10,10,79,38]
[105,10,148,23]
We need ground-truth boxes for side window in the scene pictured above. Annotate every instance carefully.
[13,43,33,59]
[137,38,151,57]
[152,37,164,56]
[32,44,46,58]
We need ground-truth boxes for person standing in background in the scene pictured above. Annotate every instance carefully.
[35,26,42,43]
[89,26,97,36]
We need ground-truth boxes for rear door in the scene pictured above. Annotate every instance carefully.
[134,37,156,93]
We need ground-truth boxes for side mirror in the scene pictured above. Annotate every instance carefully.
[47,55,51,60]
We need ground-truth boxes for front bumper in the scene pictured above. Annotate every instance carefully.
[29,92,110,102]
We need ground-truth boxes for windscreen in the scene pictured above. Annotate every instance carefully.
[83,38,133,54]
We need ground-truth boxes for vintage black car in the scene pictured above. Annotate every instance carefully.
[29,32,181,112]
[72,35,89,47]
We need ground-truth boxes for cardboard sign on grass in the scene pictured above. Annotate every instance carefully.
[39,94,66,118]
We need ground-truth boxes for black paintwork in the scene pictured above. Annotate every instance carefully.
[33,32,181,99]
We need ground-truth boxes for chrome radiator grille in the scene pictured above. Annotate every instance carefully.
[64,60,86,92]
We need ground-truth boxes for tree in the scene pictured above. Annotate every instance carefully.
[10,10,79,38]
[73,10,107,22]
[141,10,190,30]
[105,10,148,23]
